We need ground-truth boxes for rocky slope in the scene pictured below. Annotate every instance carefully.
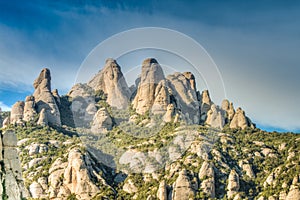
[1,58,299,200]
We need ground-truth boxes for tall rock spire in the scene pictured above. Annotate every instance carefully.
[132,58,165,114]
[33,68,61,126]
[88,58,130,109]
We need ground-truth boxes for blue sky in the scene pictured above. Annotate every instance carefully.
[0,0,299,132]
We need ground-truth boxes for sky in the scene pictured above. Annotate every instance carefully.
[0,0,299,132]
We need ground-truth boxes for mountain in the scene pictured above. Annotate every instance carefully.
[0,58,299,200]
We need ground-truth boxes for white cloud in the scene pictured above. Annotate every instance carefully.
[0,101,11,111]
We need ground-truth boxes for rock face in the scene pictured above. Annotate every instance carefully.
[200,90,212,121]
[199,161,215,198]
[205,104,225,129]
[133,58,165,114]
[151,80,170,114]
[172,169,194,200]
[230,107,251,129]
[37,108,48,126]
[167,72,200,124]
[91,108,113,133]
[10,101,24,125]
[88,58,130,109]
[1,130,28,199]
[68,83,97,128]
[227,169,240,199]
[23,95,37,122]
[33,68,61,126]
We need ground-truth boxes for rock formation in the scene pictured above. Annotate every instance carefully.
[33,68,61,126]
[221,99,235,122]
[23,95,37,122]
[200,90,212,121]
[133,58,165,114]
[205,104,225,129]
[199,161,215,198]
[88,58,130,109]
[163,104,175,123]
[68,83,97,128]
[227,169,240,199]
[172,169,195,200]
[151,80,170,114]
[230,107,251,129]
[0,130,28,199]
[157,180,168,200]
[52,89,61,105]
[91,107,113,133]
[167,72,200,124]
[37,108,48,126]
[10,101,25,125]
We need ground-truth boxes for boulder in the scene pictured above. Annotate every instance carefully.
[133,58,165,114]
[23,95,37,122]
[10,101,24,125]
[88,58,130,109]
[33,68,61,126]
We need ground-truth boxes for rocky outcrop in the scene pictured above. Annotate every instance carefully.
[239,160,255,178]
[205,104,225,129]
[172,169,194,200]
[221,99,235,122]
[167,72,200,124]
[163,104,175,123]
[230,107,251,129]
[88,58,130,109]
[151,80,170,114]
[23,95,37,122]
[199,161,215,198]
[286,188,300,200]
[157,180,168,200]
[10,101,24,125]
[33,68,61,126]
[37,108,48,126]
[1,130,28,199]
[133,58,165,114]
[200,90,212,121]
[91,108,113,133]
[48,149,101,199]
[227,169,240,199]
